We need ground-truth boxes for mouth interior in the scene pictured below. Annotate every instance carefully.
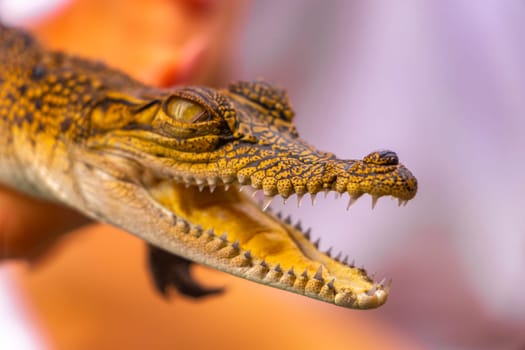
[147,180,376,294]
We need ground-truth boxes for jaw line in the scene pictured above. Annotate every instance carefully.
[146,178,390,309]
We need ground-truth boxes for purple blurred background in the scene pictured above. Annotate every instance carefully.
[238,1,525,349]
[1,1,524,349]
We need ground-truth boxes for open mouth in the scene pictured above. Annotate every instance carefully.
[147,176,394,309]
[82,82,417,309]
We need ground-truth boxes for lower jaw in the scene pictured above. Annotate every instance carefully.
[147,181,382,300]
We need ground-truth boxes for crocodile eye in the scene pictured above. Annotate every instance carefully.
[167,98,211,123]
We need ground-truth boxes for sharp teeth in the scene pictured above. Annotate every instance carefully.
[310,193,317,206]
[314,265,324,281]
[325,247,332,257]
[297,193,304,208]
[237,174,247,184]
[386,278,393,290]
[367,285,377,296]
[324,189,329,198]
[371,195,379,210]
[263,188,275,197]
[196,179,206,192]
[221,176,233,191]
[398,198,409,207]
[346,195,360,210]
[240,185,256,197]
[304,228,311,239]
[222,175,234,183]
[262,196,274,211]
[207,178,217,193]
[232,240,240,250]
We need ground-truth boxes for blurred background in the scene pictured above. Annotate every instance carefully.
[1,0,524,349]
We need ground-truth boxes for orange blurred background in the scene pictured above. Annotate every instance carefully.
[1,0,525,349]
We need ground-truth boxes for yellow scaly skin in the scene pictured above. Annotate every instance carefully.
[0,24,417,309]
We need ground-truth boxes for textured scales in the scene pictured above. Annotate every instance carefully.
[0,24,417,309]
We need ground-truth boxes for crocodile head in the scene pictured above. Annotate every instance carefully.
[84,81,417,309]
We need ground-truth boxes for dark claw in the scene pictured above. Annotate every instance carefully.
[146,243,224,299]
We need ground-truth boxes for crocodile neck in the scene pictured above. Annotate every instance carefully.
[0,24,152,202]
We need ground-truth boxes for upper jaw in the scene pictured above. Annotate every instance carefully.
[143,151,418,211]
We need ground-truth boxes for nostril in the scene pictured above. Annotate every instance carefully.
[377,150,399,165]
[363,150,399,166]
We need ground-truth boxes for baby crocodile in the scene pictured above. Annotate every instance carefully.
[0,23,417,309]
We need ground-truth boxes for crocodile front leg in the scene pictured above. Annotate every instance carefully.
[147,244,224,298]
